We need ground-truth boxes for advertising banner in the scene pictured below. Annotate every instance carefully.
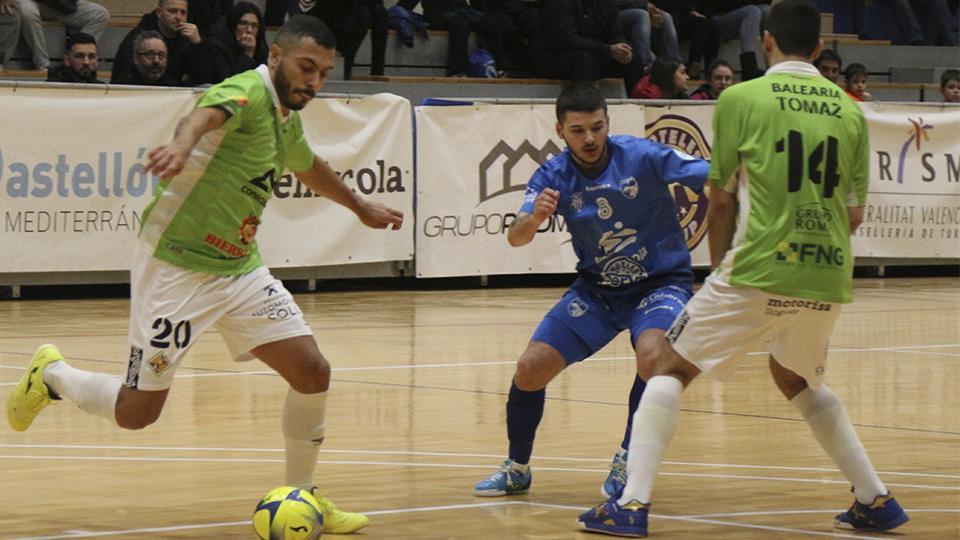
[0,87,414,273]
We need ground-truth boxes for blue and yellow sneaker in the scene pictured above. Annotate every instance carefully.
[577,496,649,537]
[473,458,532,496]
[834,492,908,531]
[310,489,370,534]
[601,449,628,498]
[7,344,63,432]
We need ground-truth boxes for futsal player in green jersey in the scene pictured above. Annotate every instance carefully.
[577,1,909,536]
[7,15,402,534]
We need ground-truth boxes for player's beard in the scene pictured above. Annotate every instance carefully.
[570,139,609,172]
[274,65,312,111]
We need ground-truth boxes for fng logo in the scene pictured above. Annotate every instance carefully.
[775,242,844,266]
[644,114,711,250]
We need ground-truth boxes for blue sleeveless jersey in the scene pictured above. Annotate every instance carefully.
[520,135,709,296]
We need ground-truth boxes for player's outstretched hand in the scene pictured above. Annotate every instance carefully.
[357,200,404,230]
[533,188,560,221]
[145,144,190,180]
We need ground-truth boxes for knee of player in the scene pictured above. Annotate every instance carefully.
[116,410,161,430]
[295,360,331,394]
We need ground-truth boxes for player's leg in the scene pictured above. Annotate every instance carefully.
[8,245,205,431]
[769,307,908,532]
[579,277,769,537]
[219,269,366,534]
[599,286,692,499]
[474,286,618,496]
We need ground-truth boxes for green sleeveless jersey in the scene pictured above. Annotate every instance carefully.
[140,65,315,275]
[709,61,870,303]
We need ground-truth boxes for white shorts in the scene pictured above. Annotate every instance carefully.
[125,243,313,390]
[665,275,841,388]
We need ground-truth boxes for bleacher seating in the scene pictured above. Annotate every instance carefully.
[0,0,956,103]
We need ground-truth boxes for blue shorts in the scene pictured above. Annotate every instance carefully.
[530,284,692,365]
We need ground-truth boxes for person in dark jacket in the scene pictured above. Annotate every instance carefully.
[688,58,732,99]
[207,1,268,83]
[289,0,387,78]
[187,0,233,33]
[398,0,508,77]
[113,30,180,86]
[531,0,644,91]
[47,32,104,83]
[111,0,212,86]
[655,0,719,78]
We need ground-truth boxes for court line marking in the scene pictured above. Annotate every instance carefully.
[23,501,953,540]
[1,443,956,480]
[3,340,960,382]
[0,454,955,491]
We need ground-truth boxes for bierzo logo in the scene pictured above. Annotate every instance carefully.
[644,114,711,249]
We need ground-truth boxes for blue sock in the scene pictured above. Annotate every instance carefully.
[619,374,646,450]
[507,381,545,465]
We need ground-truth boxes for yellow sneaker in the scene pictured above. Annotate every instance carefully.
[7,344,63,432]
[310,490,370,534]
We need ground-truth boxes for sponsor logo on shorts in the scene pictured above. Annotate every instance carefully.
[567,297,589,318]
[766,298,833,311]
[665,311,689,343]
[124,346,142,387]
[253,296,303,321]
[148,351,170,376]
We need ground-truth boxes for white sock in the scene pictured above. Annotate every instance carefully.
[618,376,683,505]
[511,461,529,474]
[44,361,120,425]
[283,387,327,490]
[792,385,887,504]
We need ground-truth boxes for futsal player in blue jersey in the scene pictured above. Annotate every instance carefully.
[474,83,709,498]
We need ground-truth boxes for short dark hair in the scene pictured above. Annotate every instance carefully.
[275,14,336,50]
[767,0,821,57]
[133,30,165,52]
[66,32,96,52]
[942,69,960,88]
[844,62,868,80]
[814,48,841,68]
[556,82,607,122]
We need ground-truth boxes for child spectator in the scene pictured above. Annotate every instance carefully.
[631,56,688,98]
[940,69,960,103]
[844,62,872,102]
[689,58,733,99]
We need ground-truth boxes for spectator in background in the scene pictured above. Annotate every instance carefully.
[15,0,109,71]
[689,58,733,99]
[615,1,681,74]
[480,0,543,74]
[47,31,102,83]
[112,0,212,86]
[290,0,387,78]
[700,1,768,80]
[657,0,719,79]
[910,0,959,45]
[0,0,20,73]
[940,69,960,102]
[531,0,644,92]
[208,1,267,83]
[843,62,872,101]
[814,48,842,85]
[188,0,234,33]
[631,56,688,98]
[398,0,507,77]
[113,30,179,86]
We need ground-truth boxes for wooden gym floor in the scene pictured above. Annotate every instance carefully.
[0,276,957,539]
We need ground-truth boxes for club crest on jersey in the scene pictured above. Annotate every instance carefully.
[567,297,589,317]
[570,192,584,212]
[645,114,712,250]
[619,177,638,199]
[238,215,261,245]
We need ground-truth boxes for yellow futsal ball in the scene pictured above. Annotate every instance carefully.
[252,486,324,540]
